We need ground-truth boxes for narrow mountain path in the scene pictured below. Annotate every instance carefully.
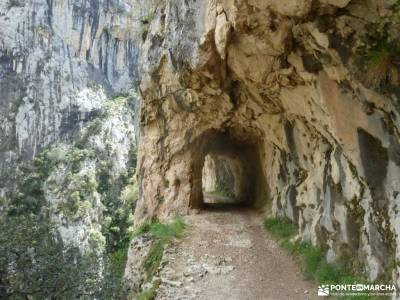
[155,205,319,300]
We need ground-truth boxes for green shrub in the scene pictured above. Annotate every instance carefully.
[109,247,130,278]
[89,229,106,252]
[46,146,68,163]
[7,0,24,9]
[104,96,128,115]
[365,42,399,88]
[75,119,103,148]
[121,180,139,205]
[0,214,103,299]
[102,175,137,253]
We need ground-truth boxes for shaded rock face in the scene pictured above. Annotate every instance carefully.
[135,0,400,284]
[202,154,239,199]
[0,0,155,194]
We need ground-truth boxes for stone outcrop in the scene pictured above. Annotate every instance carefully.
[124,234,156,292]
[134,0,400,286]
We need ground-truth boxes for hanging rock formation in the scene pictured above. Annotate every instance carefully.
[134,0,400,285]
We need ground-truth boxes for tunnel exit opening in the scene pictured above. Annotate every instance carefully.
[202,153,241,207]
[190,128,268,210]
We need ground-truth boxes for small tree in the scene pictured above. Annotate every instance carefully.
[0,214,103,299]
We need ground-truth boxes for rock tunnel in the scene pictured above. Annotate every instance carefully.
[189,128,268,210]
[132,0,400,285]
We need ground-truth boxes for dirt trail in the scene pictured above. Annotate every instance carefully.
[155,205,319,300]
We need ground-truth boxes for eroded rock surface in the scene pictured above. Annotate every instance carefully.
[134,0,400,286]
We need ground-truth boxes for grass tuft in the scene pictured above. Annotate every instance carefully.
[143,240,164,280]
[300,242,323,280]
[365,42,399,88]
[134,218,185,241]
[148,218,185,240]
[264,217,297,239]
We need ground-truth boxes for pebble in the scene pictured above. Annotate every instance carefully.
[161,278,183,287]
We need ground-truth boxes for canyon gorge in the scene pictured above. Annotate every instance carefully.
[1,0,400,299]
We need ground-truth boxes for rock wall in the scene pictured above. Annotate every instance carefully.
[42,96,137,253]
[134,0,400,285]
[0,0,156,195]
[0,93,138,298]
[0,1,150,293]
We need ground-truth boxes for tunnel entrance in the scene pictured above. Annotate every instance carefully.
[190,128,268,210]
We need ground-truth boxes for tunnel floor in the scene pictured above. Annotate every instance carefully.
[202,192,251,211]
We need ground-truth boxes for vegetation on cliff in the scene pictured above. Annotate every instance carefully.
[0,95,137,299]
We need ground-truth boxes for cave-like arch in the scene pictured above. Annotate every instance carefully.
[189,128,268,210]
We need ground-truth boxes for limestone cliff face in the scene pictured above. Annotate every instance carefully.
[134,0,400,285]
[0,0,147,284]
[0,0,154,195]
